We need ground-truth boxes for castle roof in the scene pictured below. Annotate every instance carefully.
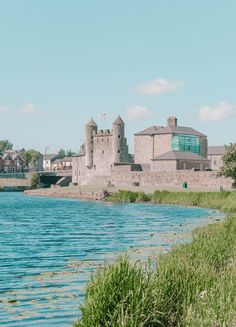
[113,115,124,125]
[135,125,206,137]
[208,146,225,155]
[86,118,97,127]
[152,150,208,161]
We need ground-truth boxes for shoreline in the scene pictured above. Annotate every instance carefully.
[75,191,236,326]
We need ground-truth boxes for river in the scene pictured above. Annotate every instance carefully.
[0,192,223,326]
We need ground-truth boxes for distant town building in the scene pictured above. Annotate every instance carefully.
[0,150,26,173]
[135,116,209,171]
[43,154,60,171]
[208,146,226,171]
[51,157,73,171]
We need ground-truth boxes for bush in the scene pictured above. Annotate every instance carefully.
[30,173,40,189]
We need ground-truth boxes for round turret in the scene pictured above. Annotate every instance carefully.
[85,118,97,167]
[112,116,124,163]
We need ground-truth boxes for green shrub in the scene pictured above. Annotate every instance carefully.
[30,173,40,189]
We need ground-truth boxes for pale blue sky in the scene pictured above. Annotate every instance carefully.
[0,0,235,153]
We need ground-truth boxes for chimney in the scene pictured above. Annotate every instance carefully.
[167,116,177,127]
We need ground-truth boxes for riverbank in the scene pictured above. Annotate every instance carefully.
[0,178,30,191]
[24,186,104,200]
[74,191,236,327]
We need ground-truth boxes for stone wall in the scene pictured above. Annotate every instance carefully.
[134,135,153,164]
[151,160,177,171]
[93,134,113,175]
[154,134,172,157]
[110,170,232,189]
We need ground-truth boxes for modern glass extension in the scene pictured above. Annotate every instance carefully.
[172,134,201,154]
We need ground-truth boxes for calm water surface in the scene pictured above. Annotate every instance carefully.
[0,193,223,326]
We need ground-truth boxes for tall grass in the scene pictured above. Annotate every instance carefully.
[107,190,151,203]
[107,190,236,213]
[75,191,236,327]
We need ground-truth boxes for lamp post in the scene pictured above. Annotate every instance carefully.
[44,146,49,171]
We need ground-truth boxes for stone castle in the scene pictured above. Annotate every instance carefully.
[72,116,133,184]
[72,116,232,190]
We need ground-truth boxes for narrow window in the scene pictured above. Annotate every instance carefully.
[118,150,120,154]
[102,150,104,154]
[118,135,121,139]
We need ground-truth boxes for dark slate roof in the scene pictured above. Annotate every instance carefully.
[135,126,163,135]
[86,118,97,127]
[113,115,124,125]
[2,151,25,162]
[208,146,226,155]
[135,125,206,137]
[53,159,62,164]
[152,151,208,161]
[61,156,73,161]
[44,154,59,161]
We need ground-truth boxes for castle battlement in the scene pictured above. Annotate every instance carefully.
[93,129,112,137]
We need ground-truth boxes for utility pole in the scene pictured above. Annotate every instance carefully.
[44,146,49,171]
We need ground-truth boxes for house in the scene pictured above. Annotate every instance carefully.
[51,157,73,171]
[208,146,226,171]
[43,154,60,171]
[135,116,209,171]
[0,150,26,173]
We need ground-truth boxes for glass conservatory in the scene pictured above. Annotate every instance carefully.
[172,134,201,154]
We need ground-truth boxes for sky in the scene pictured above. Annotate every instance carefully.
[0,0,235,153]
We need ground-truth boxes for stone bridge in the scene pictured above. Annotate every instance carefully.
[37,170,72,187]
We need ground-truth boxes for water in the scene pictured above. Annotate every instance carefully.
[0,193,223,326]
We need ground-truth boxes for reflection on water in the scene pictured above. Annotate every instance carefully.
[0,193,223,326]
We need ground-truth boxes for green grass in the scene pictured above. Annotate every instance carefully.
[106,190,236,213]
[74,191,236,327]
[106,190,151,203]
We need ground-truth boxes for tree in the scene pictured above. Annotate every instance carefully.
[0,140,13,153]
[58,149,66,158]
[58,149,75,158]
[66,149,76,157]
[21,149,42,170]
[219,143,236,187]
[30,173,40,189]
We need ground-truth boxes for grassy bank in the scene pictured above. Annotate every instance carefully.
[75,191,236,327]
[106,189,236,213]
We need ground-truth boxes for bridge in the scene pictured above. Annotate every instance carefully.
[36,170,72,187]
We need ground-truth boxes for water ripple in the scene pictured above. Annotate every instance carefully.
[0,193,223,326]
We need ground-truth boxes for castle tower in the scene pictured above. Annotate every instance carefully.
[112,115,125,163]
[85,118,97,167]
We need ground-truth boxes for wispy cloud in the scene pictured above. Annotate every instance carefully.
[125,105,153,121]
[199,101,236,122]
[0,105,10,113]
[135,78,184,95]
[20,103,39,115]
